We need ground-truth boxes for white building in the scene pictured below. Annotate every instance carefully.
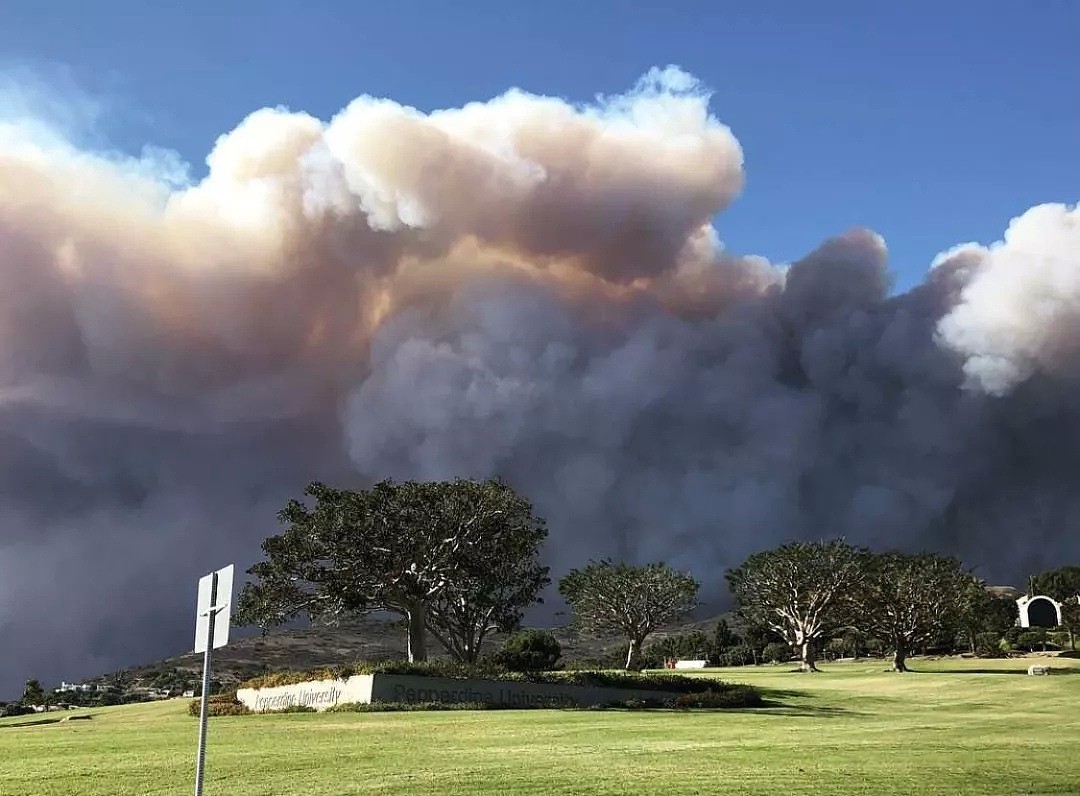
[1016,595,1063,628]
[55,682,94,693]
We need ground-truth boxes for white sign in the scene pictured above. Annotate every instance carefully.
[194,564,233,653]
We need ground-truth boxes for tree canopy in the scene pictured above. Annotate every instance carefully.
[558,560,699,669]
[857,551,972,672]
[21,678,44,707]
[1030,565,1080,602]
[236,478,548,662]
[959,578,1018,654]
[727,540,866,672]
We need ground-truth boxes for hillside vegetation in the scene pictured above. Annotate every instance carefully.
[94,613,726,693]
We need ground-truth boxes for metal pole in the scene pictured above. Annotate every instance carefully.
[194,575,218,796]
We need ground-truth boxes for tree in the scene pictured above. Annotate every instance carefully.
[1030,566,1080,602]
[726,540,866,672]
[710,618,740,658]
[731,615,777,665]
[558,561,699,670]
[21,679,45,709]
[414,480,550,662]
[762,642,792,664]
[836,628,870,659]
[1061,601,1080,651]
[1031,566,1080,649]
[495,630,563,672]
[857,551,971,672]
[959,579,1019,654]
[236,478,548,662]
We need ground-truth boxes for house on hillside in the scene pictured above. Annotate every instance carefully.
[54,682,93,693]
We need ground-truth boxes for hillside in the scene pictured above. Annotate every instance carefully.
[106,613,729,691]
[92,582,1026,692]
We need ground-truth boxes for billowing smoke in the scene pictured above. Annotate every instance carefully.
[0,66,1076,695]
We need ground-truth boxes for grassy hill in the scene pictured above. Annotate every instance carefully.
[4,656,1079,795]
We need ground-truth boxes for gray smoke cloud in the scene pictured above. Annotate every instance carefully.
[0,66,1076,696]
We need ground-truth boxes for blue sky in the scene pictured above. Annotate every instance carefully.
[2,0,1077,290]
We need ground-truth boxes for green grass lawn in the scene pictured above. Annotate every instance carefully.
[3,656,1079,795]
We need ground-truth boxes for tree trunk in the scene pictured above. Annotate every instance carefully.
[799,640,819,672]
[625,637,643,670]
[405,602,427,662]
[462,637,478,664]
[1070,629,1075,652]
[892,643,908,672]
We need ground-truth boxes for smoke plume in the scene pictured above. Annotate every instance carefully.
[0,66,1076,695]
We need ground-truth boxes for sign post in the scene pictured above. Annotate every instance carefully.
[192,564,234,796]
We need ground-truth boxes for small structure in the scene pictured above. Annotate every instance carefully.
[1017,595,1062,628]
[673,659,709,669]
[1027,664,1052,676]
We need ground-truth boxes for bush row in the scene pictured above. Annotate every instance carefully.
[186,692,250,717]
[236,660,734,695]
[321,688,763,712]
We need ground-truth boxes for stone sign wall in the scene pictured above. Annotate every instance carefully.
[237,674,681,712]
[237,675,371,713]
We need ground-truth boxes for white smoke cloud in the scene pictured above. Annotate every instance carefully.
[936,203,1080,394]
[0,66,1076,697]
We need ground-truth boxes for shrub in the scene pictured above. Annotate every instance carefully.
[1017,630,1053,652]
[494,630,563,672]
[974,632,1005,657]
[762,642,791,664]
[715,645,754,667]
[187,693,250,717]
[1002,626,1023,648]
[824,638,848,659]
[1,703,34,718]
[862,637,887,657]
[673,686,764,709]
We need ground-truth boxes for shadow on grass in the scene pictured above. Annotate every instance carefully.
[571,701,856,717]
[743,688,863,717]
[0,713,95,729]
[913,667,1078,676]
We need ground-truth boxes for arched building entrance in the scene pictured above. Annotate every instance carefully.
[1017,595,1062,628]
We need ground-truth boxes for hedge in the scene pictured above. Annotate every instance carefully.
[187,692,250,717]
[237,660,731,695]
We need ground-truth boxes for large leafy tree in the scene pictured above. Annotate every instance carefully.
[412,480,549,662]
[558,561,699,670]
[727,540,866,672]
[857,551,971,672]
[236,478,548,662]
